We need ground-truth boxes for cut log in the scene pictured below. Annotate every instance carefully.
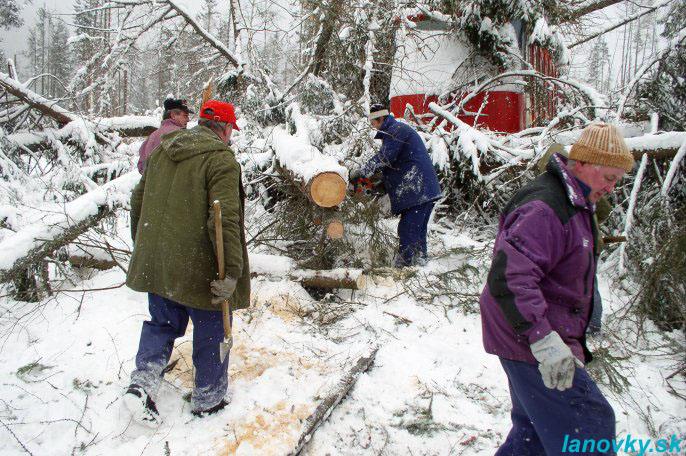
[68,256,118,270]
[296,269,365,290]
[250,269,367,290]
[250,253,367,290]
[271,126,348,208]
[287,347,379,456]
[325,219,344,240]
[309,173,347,208]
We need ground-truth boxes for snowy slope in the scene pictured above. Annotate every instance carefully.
[0,216,684,455]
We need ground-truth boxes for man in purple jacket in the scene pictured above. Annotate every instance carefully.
[137,98,193,173]
[480,123,634,455]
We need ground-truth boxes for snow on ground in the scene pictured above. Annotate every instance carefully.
[0,219,684,455]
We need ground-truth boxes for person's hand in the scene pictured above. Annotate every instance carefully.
[530,331,584,391]
[210,276,237,305]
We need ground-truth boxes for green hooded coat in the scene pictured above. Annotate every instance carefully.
[126,125,250,311]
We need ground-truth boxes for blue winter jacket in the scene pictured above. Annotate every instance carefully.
[361,116,442,214]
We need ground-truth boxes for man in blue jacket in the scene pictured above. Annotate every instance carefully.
[355,104,441,267]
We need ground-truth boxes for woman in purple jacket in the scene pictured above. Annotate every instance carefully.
[480,123,634,455]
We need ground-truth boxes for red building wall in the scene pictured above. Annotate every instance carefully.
[390,90,526,134]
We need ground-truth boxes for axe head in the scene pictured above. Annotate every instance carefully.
[220,336,233,363]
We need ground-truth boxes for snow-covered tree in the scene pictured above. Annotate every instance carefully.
[640,1,686,131]
[587,35,610,92]
[0,0,22,63]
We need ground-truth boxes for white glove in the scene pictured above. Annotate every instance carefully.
[530,331,584,391]
[210,276,237,305]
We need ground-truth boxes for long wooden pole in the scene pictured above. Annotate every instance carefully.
[213,201,233,356]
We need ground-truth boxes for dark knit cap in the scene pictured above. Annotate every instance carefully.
[163,98,194,114]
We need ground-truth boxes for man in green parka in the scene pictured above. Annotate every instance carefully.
[123,100,250,424]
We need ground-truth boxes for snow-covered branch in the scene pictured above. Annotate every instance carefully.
[661,139,686,197]
[569,0,672,48]
[164,0,241,67]
[0,72,76,125]
[615,27,686,121]
[0,171,140,284]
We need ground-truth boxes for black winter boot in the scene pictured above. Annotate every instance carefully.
[191,399,228,418]
[123,383,160,426]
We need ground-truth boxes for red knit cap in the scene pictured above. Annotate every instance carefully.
[199,100,240,131]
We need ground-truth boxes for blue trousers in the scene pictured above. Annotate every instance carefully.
[130,293,229,412]
[396,201,434,267]
[496,358,616,456]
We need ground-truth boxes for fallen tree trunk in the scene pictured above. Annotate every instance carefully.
[271,126,347,208]
[603,235,627,244]
[251,268,367,290]
[1,207,112,286]
[0,71,75,125]
[631,148,680,161]
[1,73,158,144]
[296,269,366,290]
[0,171,140,286]
[67,255,119,270]
[250,253,367,290]
[288,347,379,456]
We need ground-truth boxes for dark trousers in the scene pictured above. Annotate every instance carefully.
[130,293,229,412]
[396,201,434,267]
[496,358,616,456]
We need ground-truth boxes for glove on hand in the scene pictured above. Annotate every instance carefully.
[349,168,362,182]
[530,331,584,391]
[210,276,237,305]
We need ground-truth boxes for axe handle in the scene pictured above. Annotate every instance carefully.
[212,201,232,339]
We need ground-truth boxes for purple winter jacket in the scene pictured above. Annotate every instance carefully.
[480,154,597,365]
[137,118,184,173]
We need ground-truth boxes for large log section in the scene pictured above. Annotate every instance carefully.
[271,126,348,208]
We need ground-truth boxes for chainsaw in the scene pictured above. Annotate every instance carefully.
[349,174,385,196]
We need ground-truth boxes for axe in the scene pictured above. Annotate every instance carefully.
[212,200,233,363]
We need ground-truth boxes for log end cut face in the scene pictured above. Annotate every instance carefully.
[326,220,344,240]
[309,172,346,207]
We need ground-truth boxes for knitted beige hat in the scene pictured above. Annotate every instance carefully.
[569,123,634,172]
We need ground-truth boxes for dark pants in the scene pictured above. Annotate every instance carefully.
[395,201,434,267]
[497,358,616,456]
[130,293,229,412]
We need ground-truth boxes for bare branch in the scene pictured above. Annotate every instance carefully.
[569,0,673,49]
